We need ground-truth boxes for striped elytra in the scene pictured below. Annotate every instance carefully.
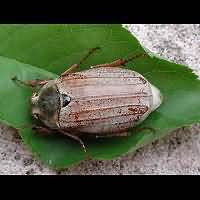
[53,67,162,136]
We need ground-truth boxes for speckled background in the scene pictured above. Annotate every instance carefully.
[0,24,200,175]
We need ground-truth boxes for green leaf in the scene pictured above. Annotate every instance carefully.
[0,24,140,74]
[0,24,200,169]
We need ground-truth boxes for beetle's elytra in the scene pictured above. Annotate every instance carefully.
[13,48,163,151]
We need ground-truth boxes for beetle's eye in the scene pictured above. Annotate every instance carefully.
[33,92,38,97]
[62,94,71,107]
[33,113,40,119]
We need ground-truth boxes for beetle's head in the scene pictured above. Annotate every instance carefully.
[31,80,72,128]
[31,80,60,128]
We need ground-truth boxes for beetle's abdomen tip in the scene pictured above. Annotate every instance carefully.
[150,84,163,111]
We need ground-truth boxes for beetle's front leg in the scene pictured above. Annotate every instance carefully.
[12,76,49,88]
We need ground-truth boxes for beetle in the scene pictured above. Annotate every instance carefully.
[13,47,163,152]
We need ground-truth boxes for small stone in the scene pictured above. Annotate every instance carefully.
[14,153,21,160]
[1,152,6,157]
[25,169,35,175]
[23,158,34,166]
[56,170,62,175]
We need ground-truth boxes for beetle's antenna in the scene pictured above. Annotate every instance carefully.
[11,76,34,88]
[11,76,48,90]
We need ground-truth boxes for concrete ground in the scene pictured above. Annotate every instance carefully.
[0,24,200,175]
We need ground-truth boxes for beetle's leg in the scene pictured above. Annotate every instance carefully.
[114,131,130,137]
[95,131,130,138]
[31,125,87,152]
[60,64,79,77]
[59,130,87,153]
[32,126,86,152]
[12,76,49,88]
[133,126,159,135]
[78,47,101,65]
[90,52,148,68]
[60,47,101,77]
[32,126,55,135]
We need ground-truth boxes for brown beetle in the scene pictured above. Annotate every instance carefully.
[13,48,163,152]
